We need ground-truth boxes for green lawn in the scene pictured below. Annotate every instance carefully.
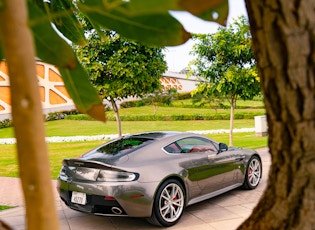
[0,119,258,138]
[112,105,265,116]
[0,132,267,179]
[0,101,268,179]
[166,98,265,109]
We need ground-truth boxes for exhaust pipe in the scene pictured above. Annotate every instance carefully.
[111,207,123,215]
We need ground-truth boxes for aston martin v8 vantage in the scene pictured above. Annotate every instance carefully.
[57,131,262,227]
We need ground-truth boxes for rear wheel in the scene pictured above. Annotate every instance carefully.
[147,179,185,227]
[242,155,262,189]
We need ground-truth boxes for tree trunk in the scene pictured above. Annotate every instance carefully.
[0,1,60,230]
[153,103,158,115]
[110,99,122,137]
[229,96,235,146]
[239,0,315,229]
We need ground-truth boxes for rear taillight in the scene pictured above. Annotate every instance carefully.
[97,170,138,182]
[59,167,67,177]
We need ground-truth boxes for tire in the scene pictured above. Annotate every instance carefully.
[242,155,262,190]
[147,179,185,227]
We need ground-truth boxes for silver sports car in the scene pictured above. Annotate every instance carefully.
[57,131,262,227]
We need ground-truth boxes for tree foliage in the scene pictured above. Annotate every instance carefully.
[0,0,228,122]
[189,16,261,145]
[190,16,260,102]
[146,88,178,115]
[0,0,229,229]
[75,31,166,100]
[2,0,315,230]
[74,28,167,136]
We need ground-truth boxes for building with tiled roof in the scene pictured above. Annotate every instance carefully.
[0,61,199,120]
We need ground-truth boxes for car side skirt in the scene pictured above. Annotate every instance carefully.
[187,183,243,206]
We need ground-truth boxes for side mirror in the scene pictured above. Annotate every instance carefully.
[218,143,228,152]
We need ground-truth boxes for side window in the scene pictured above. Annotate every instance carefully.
[176,137,217,153]
[164,143,181,154]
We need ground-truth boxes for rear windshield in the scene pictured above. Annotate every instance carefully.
[95,137,153,156]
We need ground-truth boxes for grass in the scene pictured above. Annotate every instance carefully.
[48,141,104,179]
[0,119,258,138]
[112,105,265,116]
[0,132,267,179]
[0,101,268,179]
[0,140,104,178]
[168,99,265,109]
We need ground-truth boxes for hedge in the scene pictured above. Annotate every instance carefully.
[0,119,13,128]
[120,92,192,108]
[0,111,265,129]
[64,111,265,121]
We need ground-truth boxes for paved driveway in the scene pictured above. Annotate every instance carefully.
[0,148,271,230]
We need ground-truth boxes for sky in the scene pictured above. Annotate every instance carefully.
[165,0,248,72]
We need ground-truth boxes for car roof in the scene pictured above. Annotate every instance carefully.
[128,131,187,140]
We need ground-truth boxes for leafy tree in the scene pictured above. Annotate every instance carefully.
[146,88,178,115]
[74,30,167,136]
[0,1,227,229]
[189,16,261,146]
[191,90,226,111]
[1,0,315,230]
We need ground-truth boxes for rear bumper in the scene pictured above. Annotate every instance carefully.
[59,188,128,216]
[57,177,158,217]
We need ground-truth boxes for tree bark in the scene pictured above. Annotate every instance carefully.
[110,99,122,137]
[229,95,236,146]
[239,0,315,229]
[0,1,59,229]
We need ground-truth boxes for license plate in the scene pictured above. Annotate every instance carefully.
[71,191,87,205]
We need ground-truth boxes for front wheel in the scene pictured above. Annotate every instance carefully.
[242,155,262,190]
[147,179,185,227]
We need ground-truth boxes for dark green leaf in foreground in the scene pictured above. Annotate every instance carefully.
[179,0,229,26]
[77,0,191,46]
[27,1,76,68]
[50,0,86,45]
[58,58,106,122]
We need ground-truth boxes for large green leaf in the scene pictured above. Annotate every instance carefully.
[59,58,106,122]
[28,1,105,121]
[50,0,86,45]
[77,0,191,46]
[27,1,76,68]
[29,0,45,9]
[180,0,229,25]
[24,0,229,122]
[116,0,180,13]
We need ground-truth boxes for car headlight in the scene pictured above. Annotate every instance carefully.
[97,170,138,182]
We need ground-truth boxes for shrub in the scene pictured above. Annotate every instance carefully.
[45,112,66,121]
[45,109,80,121]
[173,92,191,100]
[120,100,143,108]
[64,114,94,121]
[0,118,13,128]
[135,100,145,107]
[120,92,192,109]
[85,112,265,122]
